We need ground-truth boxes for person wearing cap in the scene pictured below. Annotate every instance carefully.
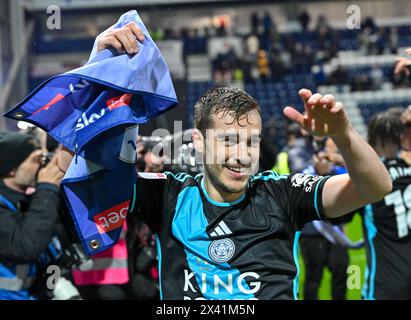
[0,131,64,300]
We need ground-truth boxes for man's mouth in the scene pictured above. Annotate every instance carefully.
[224,165,250,176]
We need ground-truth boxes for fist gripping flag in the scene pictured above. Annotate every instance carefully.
[4,10,177,255]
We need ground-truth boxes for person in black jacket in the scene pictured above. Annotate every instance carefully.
[0,131,64,299]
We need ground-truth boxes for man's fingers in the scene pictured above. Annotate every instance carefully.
[307,93,322,104]
[298,88,312,111]
[126,22,145,42]
[307,93,323,113]
[319,94,336,109]
[113,31,135,54]
[330,101,344,114]
[102,36,124,54]
[406,48,411,55]
[283,106,305,127]
[57,147,74,173]
[50,153,60,165]
[123,29,139,53]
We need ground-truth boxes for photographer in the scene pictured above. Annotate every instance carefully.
[0,131,64,299]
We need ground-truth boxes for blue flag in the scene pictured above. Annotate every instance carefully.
[4,10,178,255]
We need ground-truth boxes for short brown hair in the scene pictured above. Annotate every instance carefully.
[194,87,261,135]
[368,111,403,149]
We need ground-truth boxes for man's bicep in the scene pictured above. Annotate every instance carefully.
[286,172,330,229]
[322,174,370,219]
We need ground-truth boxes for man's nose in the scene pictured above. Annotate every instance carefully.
[235,142,251,166]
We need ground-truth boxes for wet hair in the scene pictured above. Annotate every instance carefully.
[401,108,411,127]
[386,106,405,120]
[367,111,404,149]
[194,87,261,136]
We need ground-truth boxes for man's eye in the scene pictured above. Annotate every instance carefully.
[225,141,236,146]
[249,139,261,146]
[224,138,237,145]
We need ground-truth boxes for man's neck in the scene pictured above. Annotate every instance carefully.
[202,175,245,204]
[2,178,26,193]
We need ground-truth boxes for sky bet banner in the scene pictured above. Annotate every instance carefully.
[3,10,177,255]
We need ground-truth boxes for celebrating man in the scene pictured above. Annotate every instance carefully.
[58,22,392,300]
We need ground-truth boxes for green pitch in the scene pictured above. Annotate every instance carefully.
[297,214,366,300]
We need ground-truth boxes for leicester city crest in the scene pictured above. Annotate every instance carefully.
[208,239,235,263]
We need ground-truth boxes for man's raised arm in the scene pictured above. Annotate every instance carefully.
[57,22,145,174]
[284,89,392,219]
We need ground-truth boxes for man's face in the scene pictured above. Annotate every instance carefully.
[200,109,262,195]
[13,150,43,189]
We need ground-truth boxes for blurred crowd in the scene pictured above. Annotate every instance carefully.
[150,11,410,90]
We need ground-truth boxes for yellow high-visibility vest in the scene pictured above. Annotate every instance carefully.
[272,151,290,175]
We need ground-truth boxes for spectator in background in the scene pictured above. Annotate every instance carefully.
[358,26,373,55]
[376,27,387,55]
[327,66,349,86]
[400,107,411,163]
[298,10,311,32]
[315,16,338,62]
[388,27,399,54]
[269,48,287,82]
[363,16,376,31]
[257,49,270,81]
[362,111,411,300]
[351,74,372,92]
[213,44,238,83]
[370,65,384,91]
[260,116,278,172]
[0,132,64,300]
[262,13,273,36]
[273,122,315,174]
[293,43,306,73]
[245,32,259,56]
[300,139,359,300]
[272,122,304,174]
[250,12,260,34]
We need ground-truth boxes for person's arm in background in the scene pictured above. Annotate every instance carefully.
[284,89,392,219]
[394,48,411,78]
[0,155,64,263]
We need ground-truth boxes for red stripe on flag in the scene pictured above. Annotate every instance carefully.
[33,93,65,114]
[106,93,132,111]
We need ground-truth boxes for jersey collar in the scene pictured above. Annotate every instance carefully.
[200,177,246,207]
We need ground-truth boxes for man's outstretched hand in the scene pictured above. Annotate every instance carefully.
[283,89,351,138]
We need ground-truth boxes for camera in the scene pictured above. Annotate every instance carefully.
[41,151,54,167]
[140,130,203,175]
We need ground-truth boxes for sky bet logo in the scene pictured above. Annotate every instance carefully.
[93,200,130,234]
[75,93,132,131]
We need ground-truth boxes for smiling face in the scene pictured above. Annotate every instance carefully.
[193,87,262,200]
[202,109,261,195]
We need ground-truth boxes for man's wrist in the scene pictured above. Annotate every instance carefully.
[331,125,355,147]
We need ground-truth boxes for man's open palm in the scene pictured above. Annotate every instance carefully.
[283,89,350,137]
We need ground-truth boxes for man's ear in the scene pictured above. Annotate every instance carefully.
[192,129,204,154]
